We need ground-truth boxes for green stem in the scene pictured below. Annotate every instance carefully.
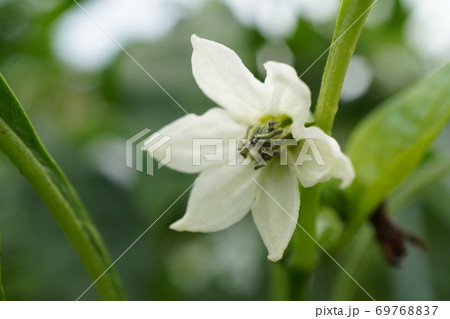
[288,269,311,301]
[288,185,321,300]
[269,262,290,301]
[272,0,376,301]
[291,186,320,271]
[269,187,320,301]
[314,0,376,134]
[313,0,375,258]
[0,74,125,300]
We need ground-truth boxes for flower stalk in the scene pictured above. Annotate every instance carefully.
[279,0,376,299]
[315,0,376,134]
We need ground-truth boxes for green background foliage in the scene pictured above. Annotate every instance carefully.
[0,235,4,300]
[0,0,448,300]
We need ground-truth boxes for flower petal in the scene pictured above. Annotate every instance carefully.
[143,108,246,173]
[170,163,258,232]
[263,61,311,136]
[252,163,300,261]
[290,126,355,188]
[191,34,268,124]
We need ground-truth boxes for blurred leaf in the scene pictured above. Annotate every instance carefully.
[330,226,373,300]
[0,74,125,300]
[316,206,343,251]
[342,63,450,245]
[0,234,4,301]
[422,182,450,300]
[389,151,450,214]
[332,148,450,300]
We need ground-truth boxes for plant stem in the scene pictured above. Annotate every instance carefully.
[288,185,321,300]
[269,262,290,301]
[272,0,376,301]
[291,186,321,271]
[313,0,375,257]
[314,0,376,134]
[0,74,126,300]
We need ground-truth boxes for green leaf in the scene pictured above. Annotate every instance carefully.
[0,74,125,300]
[315,0,376,134]
[0,234,5,301]
[330,226,373,301]
[389,151,450,213]
[332,150,450,300]
[342,63,450,245]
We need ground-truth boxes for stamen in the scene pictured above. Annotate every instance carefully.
[239,115,292,169]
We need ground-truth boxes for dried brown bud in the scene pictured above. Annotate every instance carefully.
[370,203,427,266]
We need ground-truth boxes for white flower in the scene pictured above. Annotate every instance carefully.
[145,35,354,261]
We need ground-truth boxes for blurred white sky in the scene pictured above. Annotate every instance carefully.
[52,0,450,75]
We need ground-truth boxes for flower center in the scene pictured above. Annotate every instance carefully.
[238,115,293,170]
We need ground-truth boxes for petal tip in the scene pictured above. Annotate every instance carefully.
[191,34,209,50]
[267,252,283,262]
[338,157,355,189]
[339,170,355,189]
[191,34,200,44]
[263,60,277,68]
[339,181,350,189]
[169,220,186,232]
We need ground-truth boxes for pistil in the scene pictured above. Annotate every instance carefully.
[238,115,293,169]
